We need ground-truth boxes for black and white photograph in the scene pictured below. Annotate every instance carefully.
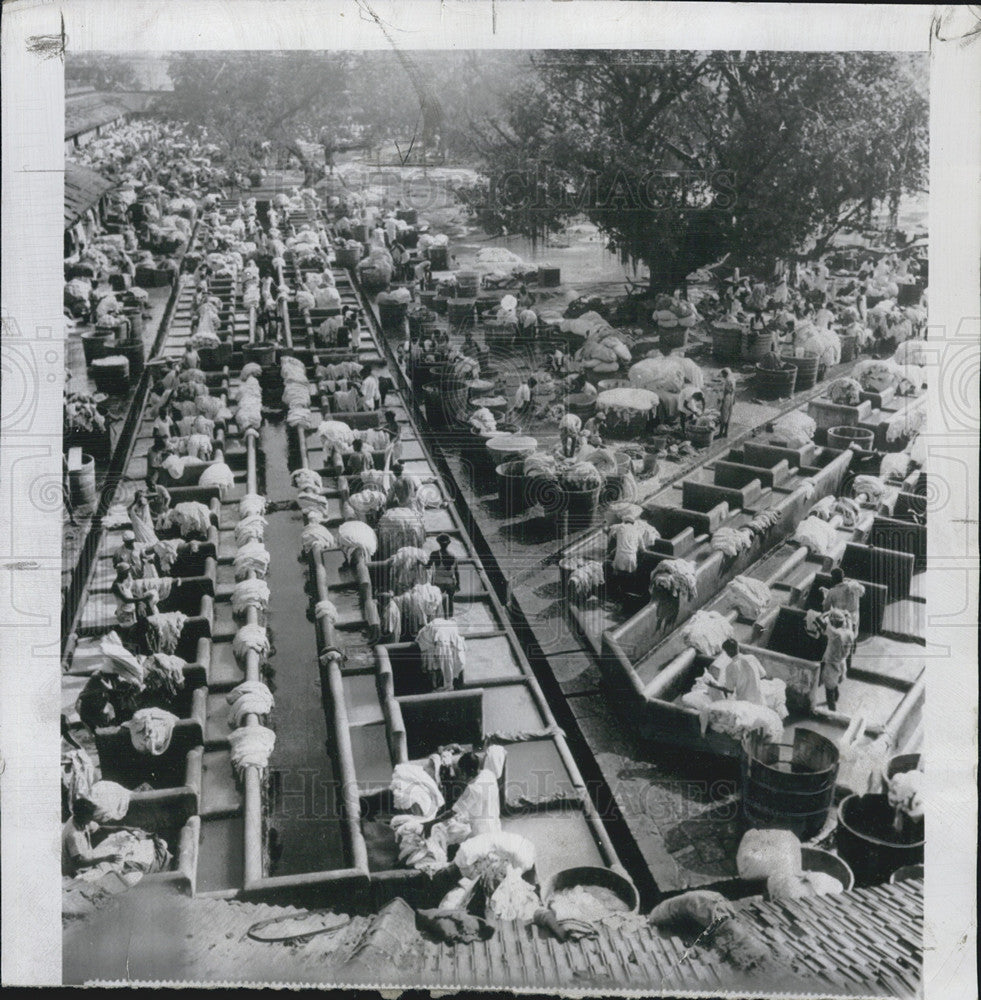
[1,2,978,994]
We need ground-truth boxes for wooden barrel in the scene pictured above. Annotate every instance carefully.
[243,341,277,367]
[116,339,145,378]
[91,355,130,395]
[741,330,772,362]
[781,351,820,391]
[538,266,561,288]
[447,298,476,329]
[564,393,597,420]
[828,425,875,450]
[741,728,839,841]
[81,331,113,365]
[486,434,537,466]
[837,793,924,887]
[396,208,418,226]
[377,300,408,330]
[67,450,98,508]
[496,460,530,516]
[659,327,688,351]
[755,363,798,400]
[335,246,362,271]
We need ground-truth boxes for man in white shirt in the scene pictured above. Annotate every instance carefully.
[559,408,583,458]
[360,365,380,411]
[513,377,534,416]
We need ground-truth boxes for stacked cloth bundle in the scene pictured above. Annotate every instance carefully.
[397,582,444,636]
[87,780,132,823]
[566,559,605,603]
[130,576,174,603]
[233,506,269,544]
[879,450,912,482]
[143,613,187,655]
[291,467,323,493]
[233,540,271,580]
[389,547,431,594]
[337,520,378,564]
[710,526,754,557]
[184,433,213,462]
[231,579,270,618]
[682,610,735,656]
[699,699,784,746]
[650,558,698,601]
[239,493,266,519]
[885,393,927,443]
[416,618,466,690]
[232,623,270,664]
[852,475,899,512]
[228,726,276,774]
[724,576,773,620]
[414,482,445,510]
[240,362,263,382]
[199,462,235,498]
[226,681,275,727]
[773,411,817,449]
[165,501,212,538]
[793,515,840,556]
[286,406,317,430]
[235,376,263,431]
[301,522,336,555]
[377,508,426,558]
[151,540,180,574]
[736,828,843,901]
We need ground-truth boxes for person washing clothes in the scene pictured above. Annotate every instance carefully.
[559,407,583,458]
[822,567,865,669]
[386,462,417,509]
[678,387,706,435]
[428,533,460,617]
[513,377,535,417]
[714,368,737,438]
[815,608,855,712]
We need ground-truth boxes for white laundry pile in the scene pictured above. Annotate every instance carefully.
[226,681,274,727]
[228,725,276,773]
[682,610,735,656]
[567,559,605,603]
[301,523,336,555]
[291,468,323,493]
[239,493,266,518]
[337,520,378,563]
[231,579,270,617]
[315,599,338,625]
[124,707,180,755]
[774,411,817,449]
[199,462,235,497]
[165,502,212,538]
[234,514,268,545]
[793,516,839,556]
[87,780,132,823]
[232,624,271,663]
[143,612,187,655]
[233,540,271,580]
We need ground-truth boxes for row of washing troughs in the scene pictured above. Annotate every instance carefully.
[62,187,632,919]
[555,363,927,887]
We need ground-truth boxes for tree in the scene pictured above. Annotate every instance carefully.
[164,52,357,184]
[457,51,928,293]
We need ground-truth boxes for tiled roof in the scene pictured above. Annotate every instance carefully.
[64,91,158,139]
[65,878,922,994]
[64,162,115,229]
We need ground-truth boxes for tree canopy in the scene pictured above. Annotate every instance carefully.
[456,50,928,291]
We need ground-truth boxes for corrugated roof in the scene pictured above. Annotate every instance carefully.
[64,162,115,229]
[64,91,158,139]
[64,878,923,992]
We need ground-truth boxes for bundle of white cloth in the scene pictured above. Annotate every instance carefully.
[231,578,270,617]
[199,461,235,498]
[301,523,336,555]
[682,610,734,657]
[234,514,267,546]
[233,540,271,580]
[228,725,276,773]
[239,493,266,518]
[226,680,274,727]
[164,502,212,538]
[232,623,270,663]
